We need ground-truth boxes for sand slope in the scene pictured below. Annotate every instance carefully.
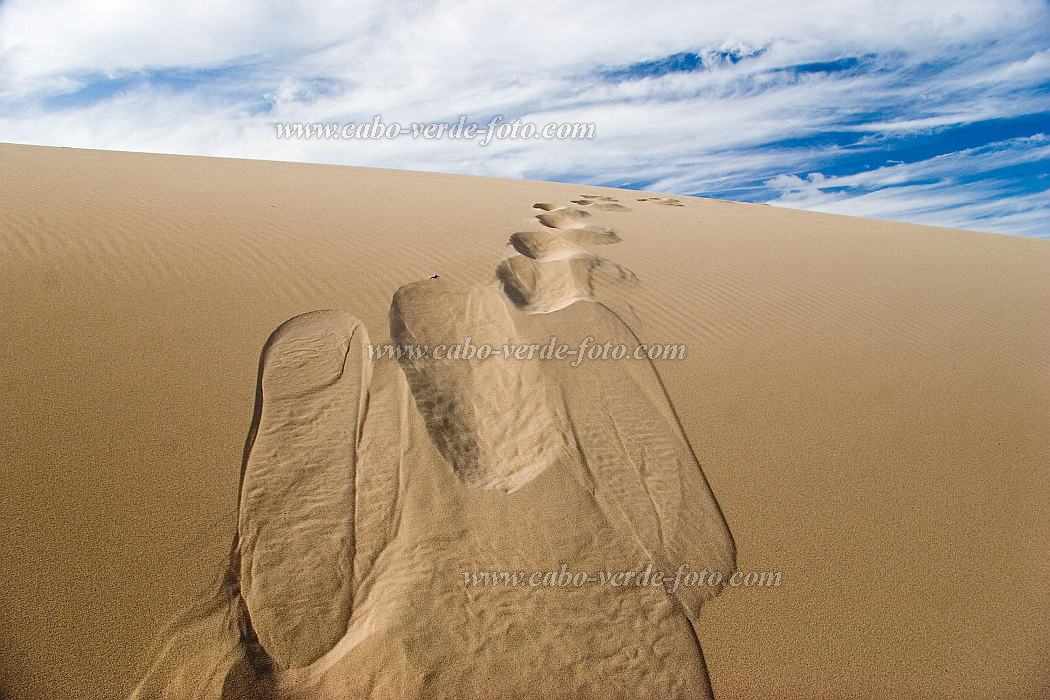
[0,143,1047,698]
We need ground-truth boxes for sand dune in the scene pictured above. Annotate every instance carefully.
[1,143,1048,699]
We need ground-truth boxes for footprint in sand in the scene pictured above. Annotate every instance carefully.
[230,310,417,675]
[532,203,615,233]
[492,199,734,625]
[235,310,368,670]
[637,196,685,207]
[497,253,636,314]
[518,293,736,620]
[571,194,633,212]
[390,279,568,493]
[509,229,619,261]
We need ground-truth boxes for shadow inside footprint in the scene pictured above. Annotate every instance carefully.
[497,253,637,314]
[510,230,582,260]
[390,279,569,493]
[510,230,623,261]
[535,206,614,233]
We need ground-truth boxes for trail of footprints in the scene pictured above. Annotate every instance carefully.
[222,191,704,682]
[244,191,673,523]
[390,192,686,494]
[389,194,641,497]
[500,197,634,313]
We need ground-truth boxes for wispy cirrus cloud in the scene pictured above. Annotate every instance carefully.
[763,136,1050,237]
[0,0,1047,237]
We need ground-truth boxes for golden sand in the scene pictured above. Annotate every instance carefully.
[0,143,1047,698]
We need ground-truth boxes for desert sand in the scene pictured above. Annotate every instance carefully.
[0,143,1047,698]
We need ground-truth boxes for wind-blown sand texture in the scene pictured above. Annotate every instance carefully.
[0,143,1047,698]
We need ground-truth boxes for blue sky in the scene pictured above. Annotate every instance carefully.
[1,0,1048,238]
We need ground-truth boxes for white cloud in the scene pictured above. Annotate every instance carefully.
[764,136,1050,237]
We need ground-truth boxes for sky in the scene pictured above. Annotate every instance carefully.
[1,0,1048,238]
